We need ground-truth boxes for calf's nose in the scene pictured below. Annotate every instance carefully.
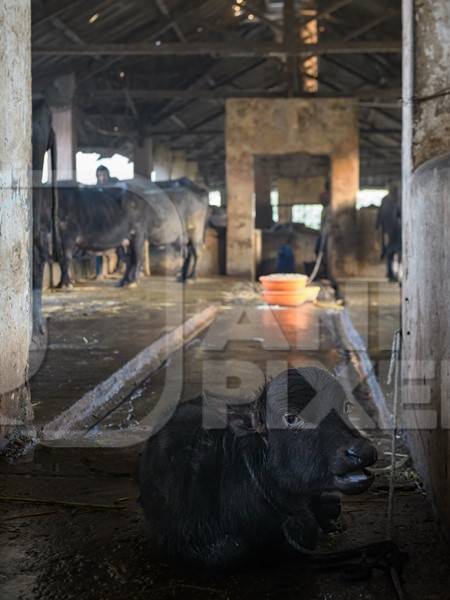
[345,440,377,468]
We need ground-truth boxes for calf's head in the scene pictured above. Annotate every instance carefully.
[254,367,377,497]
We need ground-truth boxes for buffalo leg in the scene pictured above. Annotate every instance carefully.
[386,251,396,281]
[179,249,192,282]
[179,242,197,282]
[143,239,151,276]
[188,243,198,279]
[32,244,46,336]
[119,254,133,287]
[58,243,73,288]
[120,231,144,286]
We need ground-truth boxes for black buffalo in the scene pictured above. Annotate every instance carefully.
[55,178,208,287]
[376,187,402,282]
[32,100,59,336]
[139,367,377,570]
[56,184,151,288]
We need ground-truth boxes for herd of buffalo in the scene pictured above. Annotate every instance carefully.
[32,100,208,335]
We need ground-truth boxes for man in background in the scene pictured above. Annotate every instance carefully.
[96,165,119,187]
[94,165,120,278]
[376,183,402,282]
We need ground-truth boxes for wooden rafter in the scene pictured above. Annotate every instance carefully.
[33,40,402,57]
[78,87,401,101]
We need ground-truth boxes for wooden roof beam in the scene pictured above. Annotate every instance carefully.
[78,86,401,101]
[33,40,402,57]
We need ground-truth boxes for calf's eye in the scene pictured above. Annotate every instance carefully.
[283,413,305,429]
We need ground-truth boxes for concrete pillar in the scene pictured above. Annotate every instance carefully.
[0,0,33,446]
[153,143,172,181]
[134,137,153,179]
[48,74,77,181]
[226,152,255,278]
[171,150,188,179]
[225,99,358,279]
[402,0,450,530]
[254,160,273,230]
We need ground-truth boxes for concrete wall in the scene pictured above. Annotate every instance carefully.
[0,0,33,444]
[225,98,359,278]
[402,0,450,532]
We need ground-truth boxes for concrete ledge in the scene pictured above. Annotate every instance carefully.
[42,304,220,442]
[328,308,392,431]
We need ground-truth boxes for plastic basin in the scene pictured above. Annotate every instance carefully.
[262,286,320,306]
[259,274,309,292]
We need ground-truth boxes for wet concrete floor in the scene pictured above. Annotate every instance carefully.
[2,277,450,599]
[30,277,235,425]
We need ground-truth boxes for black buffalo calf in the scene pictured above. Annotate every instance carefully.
[139,367,377,569]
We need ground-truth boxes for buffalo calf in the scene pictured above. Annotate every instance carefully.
[139,367,377,569]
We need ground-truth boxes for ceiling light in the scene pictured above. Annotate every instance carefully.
[248,13,255,20]
[119,71,126,79]
[155,40,162,46]
[88,13,99,24]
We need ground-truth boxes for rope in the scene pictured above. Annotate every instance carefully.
[307,231,328,284]
[387,329,402,539]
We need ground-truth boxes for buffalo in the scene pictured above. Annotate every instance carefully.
[139,367,377,570]
[54,178,208,287]
[32,100,59,336]
[129,177,209,280]
[56,184,151,288]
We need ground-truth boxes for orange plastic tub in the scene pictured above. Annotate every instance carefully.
[259,274,319,306]
[262,286,320,306]
[259,274,308,292]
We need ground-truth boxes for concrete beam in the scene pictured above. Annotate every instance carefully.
[134,137,153,179]
[79,87,402,101]
[0,0,33,447]
[32,40,402,58]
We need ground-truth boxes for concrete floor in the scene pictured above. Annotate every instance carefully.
[2,276,450,599]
